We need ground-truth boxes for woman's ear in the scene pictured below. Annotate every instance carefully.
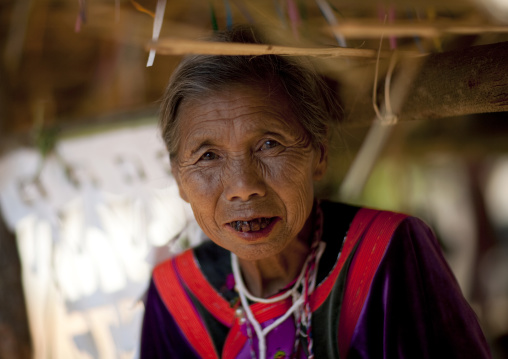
[171,160,189,203]
[313,143,328,180]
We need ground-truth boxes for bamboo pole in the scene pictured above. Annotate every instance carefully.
[330,21,508,38]
[147,38,381,58]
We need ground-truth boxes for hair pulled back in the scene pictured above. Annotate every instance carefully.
[159,26,341,159]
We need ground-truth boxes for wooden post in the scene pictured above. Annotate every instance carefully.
[0,209,32,359]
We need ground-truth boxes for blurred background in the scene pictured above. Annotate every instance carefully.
[0,0,507,358]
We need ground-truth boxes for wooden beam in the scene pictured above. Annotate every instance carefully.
[342,41,508,125]
[402,41,508,120]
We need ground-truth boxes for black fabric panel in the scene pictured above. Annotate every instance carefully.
[193,240,238,303]
[317,201,360,284]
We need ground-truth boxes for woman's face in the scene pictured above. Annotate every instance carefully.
[171,85,327,260]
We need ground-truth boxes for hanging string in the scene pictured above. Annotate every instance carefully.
[315,0,347,47]
[286,0,301,39]
[339,19,400,201]
[371,19,385,122]
[210,1,219,31]
[383,53,398,121]
[224,0,233,30]
[378,6,397,49]
[388,6,397,49]
[75,0,87,32]
[273,0,287,28]
[131,0,155,18]
[371,14,398,125]
[372,25,398,125]
[146,0,167,67]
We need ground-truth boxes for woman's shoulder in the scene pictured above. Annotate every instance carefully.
[319,201,436,272]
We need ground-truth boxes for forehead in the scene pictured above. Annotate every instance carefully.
[176,85,305,144]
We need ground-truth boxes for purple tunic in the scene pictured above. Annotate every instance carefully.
[140,202,491,358]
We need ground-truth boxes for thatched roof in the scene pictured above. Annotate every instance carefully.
[1,0,507,153]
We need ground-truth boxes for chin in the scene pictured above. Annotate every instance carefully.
[231,240,287,261]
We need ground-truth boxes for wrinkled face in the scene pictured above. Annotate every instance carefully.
[171,85,327,260]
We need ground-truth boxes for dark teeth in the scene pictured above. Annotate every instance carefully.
[231,218,272,232]
[240,221,250,232]
[250,220,260,231]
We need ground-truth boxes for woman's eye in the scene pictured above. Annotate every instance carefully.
[260,140,280,151]
[200,152,218,161]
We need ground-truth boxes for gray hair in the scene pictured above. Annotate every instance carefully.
[159,26,341,159]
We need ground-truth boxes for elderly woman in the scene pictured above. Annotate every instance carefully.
[140,28,490,359]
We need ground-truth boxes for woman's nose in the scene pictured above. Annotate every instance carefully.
[223,159,267,202]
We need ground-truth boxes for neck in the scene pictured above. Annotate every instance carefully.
[237,211,315,298]
[238,241,309,298]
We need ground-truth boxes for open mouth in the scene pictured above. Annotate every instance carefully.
[229,217,275,232]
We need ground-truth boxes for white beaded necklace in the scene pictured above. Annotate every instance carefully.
[231,207,325,359]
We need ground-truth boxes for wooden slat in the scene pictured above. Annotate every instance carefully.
[330,21,508,38]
